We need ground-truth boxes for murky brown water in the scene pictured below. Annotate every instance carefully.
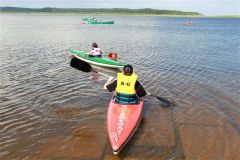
[0,14,240,160]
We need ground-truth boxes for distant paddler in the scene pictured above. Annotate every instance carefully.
[182,20,193,25]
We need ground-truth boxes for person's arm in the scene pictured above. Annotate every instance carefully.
[97,48,103,56]
[105,79,117,92]
[103,77,114,90]
[88,50,93,56]
[135,81,147,97]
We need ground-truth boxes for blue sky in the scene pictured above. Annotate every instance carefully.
[0,0,239,16]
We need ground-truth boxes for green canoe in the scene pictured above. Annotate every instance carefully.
[88,21,114,24]
[82,18,94,21]
[68,48,124,68]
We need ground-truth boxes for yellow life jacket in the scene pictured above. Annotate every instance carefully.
[116,72,138,94]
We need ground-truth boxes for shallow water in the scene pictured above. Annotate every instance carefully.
[0,14,240,160]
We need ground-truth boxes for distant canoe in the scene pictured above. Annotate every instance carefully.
[82,18,94,21]
[182,21,193,25]
[88,21,114,24]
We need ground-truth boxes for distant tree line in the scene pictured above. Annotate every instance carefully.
[0,7,202,15]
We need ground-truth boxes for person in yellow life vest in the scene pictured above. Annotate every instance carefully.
[104,65,146,104]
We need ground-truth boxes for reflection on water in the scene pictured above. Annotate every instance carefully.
[0,14,240,160]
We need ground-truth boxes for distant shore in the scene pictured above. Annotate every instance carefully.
[0,7,239,18]
[0,12,239,18]
[0,7,201,16]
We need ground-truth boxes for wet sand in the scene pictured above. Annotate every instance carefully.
[1,81,239,160]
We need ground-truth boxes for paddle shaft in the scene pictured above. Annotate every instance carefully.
[98,72,111,78]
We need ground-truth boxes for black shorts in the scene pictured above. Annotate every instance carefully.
[88,55,102,58]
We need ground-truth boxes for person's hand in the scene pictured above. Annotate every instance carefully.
[108,76,114,82]
[103,76,114,91]
[102,87,108,92]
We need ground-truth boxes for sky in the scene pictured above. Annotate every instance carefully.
[0,0,239,16]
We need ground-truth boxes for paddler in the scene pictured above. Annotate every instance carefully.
[88,42,103,57]
[104,65,146,104]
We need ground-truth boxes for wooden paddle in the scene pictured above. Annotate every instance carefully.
[70,57,172,107]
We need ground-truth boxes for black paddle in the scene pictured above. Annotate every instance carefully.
[146,92,171,108]
[70,57,93,72]
[70,57,110,77]
[70,57,172,107]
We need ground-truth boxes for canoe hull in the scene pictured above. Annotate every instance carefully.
[107,98,143,154]
[89,21,114,24]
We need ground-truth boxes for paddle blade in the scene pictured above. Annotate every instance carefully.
[155,96,171,108]
[108,52,113,58]
[108,52,118,61]
[70,57,92,72]
[147,92,172,108]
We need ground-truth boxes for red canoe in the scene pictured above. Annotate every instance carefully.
[107,97,143,155]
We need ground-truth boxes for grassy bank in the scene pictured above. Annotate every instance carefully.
[1,7,239,18]
[0,12,205,17]
[0,7,202,16]
[1,12,239,18]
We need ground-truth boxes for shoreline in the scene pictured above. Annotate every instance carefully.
[0,12,239,18]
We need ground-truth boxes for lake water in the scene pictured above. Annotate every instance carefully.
[0,14,240,160]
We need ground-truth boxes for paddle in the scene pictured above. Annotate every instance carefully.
[70,57,172,107]
[108,52,118,61]
[70,57,109,77]
[146,92,171,108]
